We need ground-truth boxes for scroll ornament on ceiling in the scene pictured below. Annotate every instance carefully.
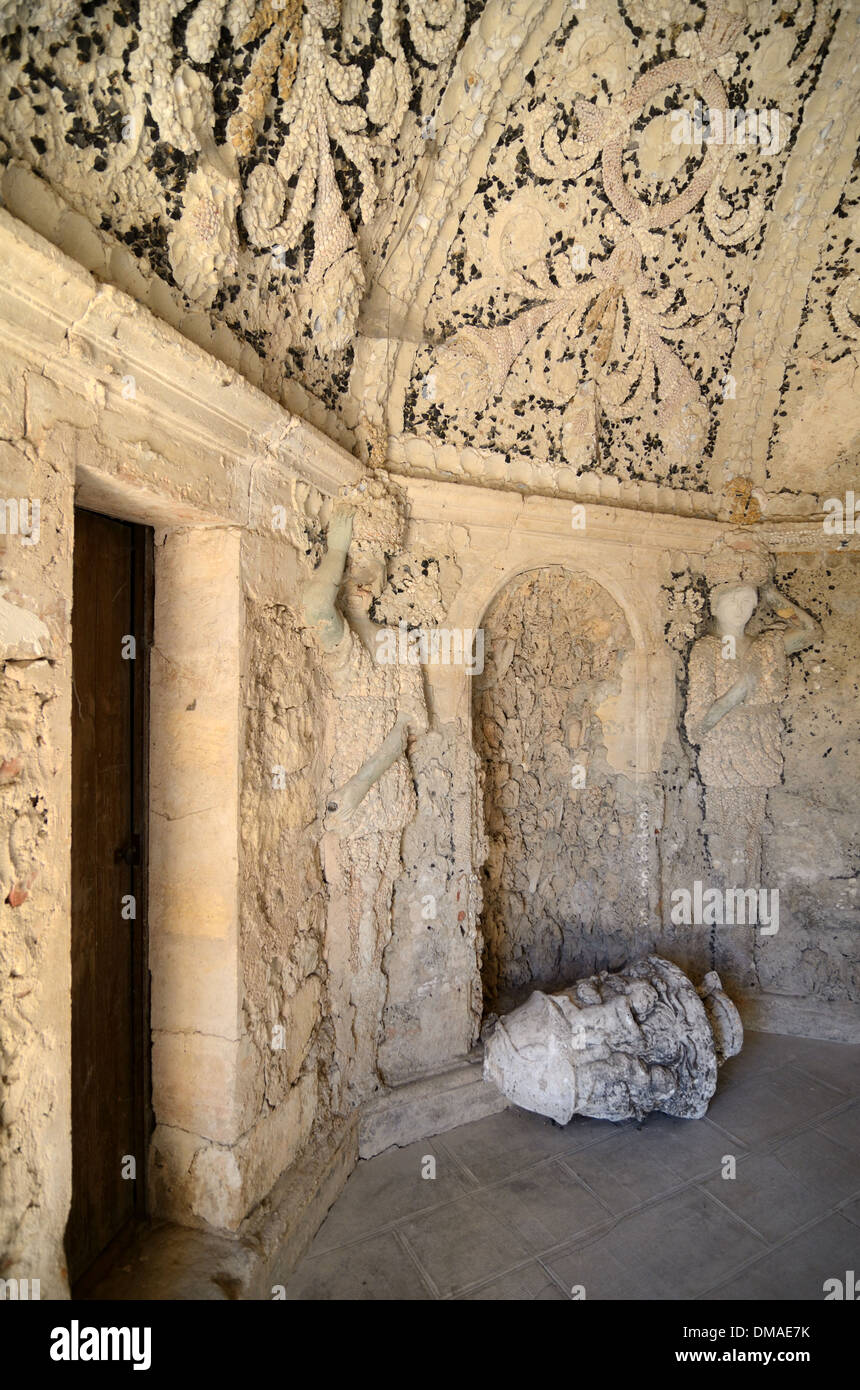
[830,276,860,347]
[126,0,466,351]
[428,3,779,452]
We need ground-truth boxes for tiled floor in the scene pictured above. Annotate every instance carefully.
[284,1031,860,1300]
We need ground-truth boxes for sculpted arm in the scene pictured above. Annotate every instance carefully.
[760,580,822,656]
[685,640,751,742]
[324,711,413,832]
[698,675,754,734]
[300,504,355,652]
[306,501,425,834]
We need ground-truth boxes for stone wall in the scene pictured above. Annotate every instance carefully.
[474,567,640,1009]
[0,398,73,1300]
[1,179,858,1305]
[400,481,859,1041]
[379,722,485,1085]
[649,543,860,1020]
[237,593,331,1207]
[759,550,859,1005]
[0,211,363,1290]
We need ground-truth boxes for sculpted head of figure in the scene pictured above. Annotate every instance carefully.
[702,531,772,634]
[337,472,407,612]
[710,583,758,635]
[483,958,743,1126]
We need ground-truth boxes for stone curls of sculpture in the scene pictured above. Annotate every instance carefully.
[483,956,742,1126]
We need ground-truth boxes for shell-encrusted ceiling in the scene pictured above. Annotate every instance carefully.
[0,0,857,517]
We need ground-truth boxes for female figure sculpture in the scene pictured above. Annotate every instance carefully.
[684,532,821,887]
[301,480,427,1105]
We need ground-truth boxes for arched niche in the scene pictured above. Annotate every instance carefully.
[473,564,643,1014]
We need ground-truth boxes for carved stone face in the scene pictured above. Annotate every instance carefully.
[344,547,387,604]
[711,583,757,632]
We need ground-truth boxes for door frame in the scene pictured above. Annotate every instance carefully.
[129,516,154,1226]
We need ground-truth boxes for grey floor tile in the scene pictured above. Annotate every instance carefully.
[435,1106,611,1186]
[399,1194,532,1297]
[631,1111,747,1174]
[701,1132,860,1245]
[281,1031,860,1301]
[706,1213,860,1300]
[562,1114,736,1214]
[776,1127,860,1205]
[459,1261,569,1300]
[561,1133,684,1215]
[788,1040,860,1096]
[545,1187,766,1300]
[718,1030,804,1084]
[840,1196,860,1228]
[817,1102,860,1157]
[704,1066,845,1147]
[284,1231,432,1300]
[474,1157,610,1252]
[307,1138,473,1254]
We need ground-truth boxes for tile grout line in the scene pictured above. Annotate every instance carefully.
[287,1080,858,1293]
[694,1203,860,1300]
[300,1090,857,1266]
[306,1132,638,1259]
[392,1227,444,1301]
[692,1179,776,1247]
[535,1256,577,1301]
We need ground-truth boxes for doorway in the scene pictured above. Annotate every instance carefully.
[65,508,152,1290]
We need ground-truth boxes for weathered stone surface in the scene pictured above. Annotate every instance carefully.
[0,0,857,1298]
[360,1052,507,1160]
[483,957,742,1126]
[473,566,637,1010]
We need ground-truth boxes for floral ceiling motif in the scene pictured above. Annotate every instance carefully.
[423,6,763,449]
[404,0,844,493]
[0,0,467,362]
[0,0,856,509]
[136,0,466,349]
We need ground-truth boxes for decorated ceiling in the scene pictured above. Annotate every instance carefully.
[0,0,857,515]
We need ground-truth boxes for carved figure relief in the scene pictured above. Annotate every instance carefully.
[684,532,822,886]
[301,477,428,1105]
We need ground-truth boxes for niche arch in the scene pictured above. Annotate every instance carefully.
[472,563,642,1012]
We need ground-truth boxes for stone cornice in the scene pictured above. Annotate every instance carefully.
[0,210,362,500]
[399,474,859,556]
[399,473,721,552]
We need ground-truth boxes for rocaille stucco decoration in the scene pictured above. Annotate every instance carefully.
[151,0,464,352]
[474,566,636,1010]
[0,0,465,360]
[0,0,856,511]
[767,158,860,500]
[423,6,763,468]
[483,955,743,1125]
[399,0,846,497]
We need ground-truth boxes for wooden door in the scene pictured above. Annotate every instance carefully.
[66,509,151,1289]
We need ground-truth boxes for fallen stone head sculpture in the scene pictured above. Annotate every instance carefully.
[482,956,742,1125]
